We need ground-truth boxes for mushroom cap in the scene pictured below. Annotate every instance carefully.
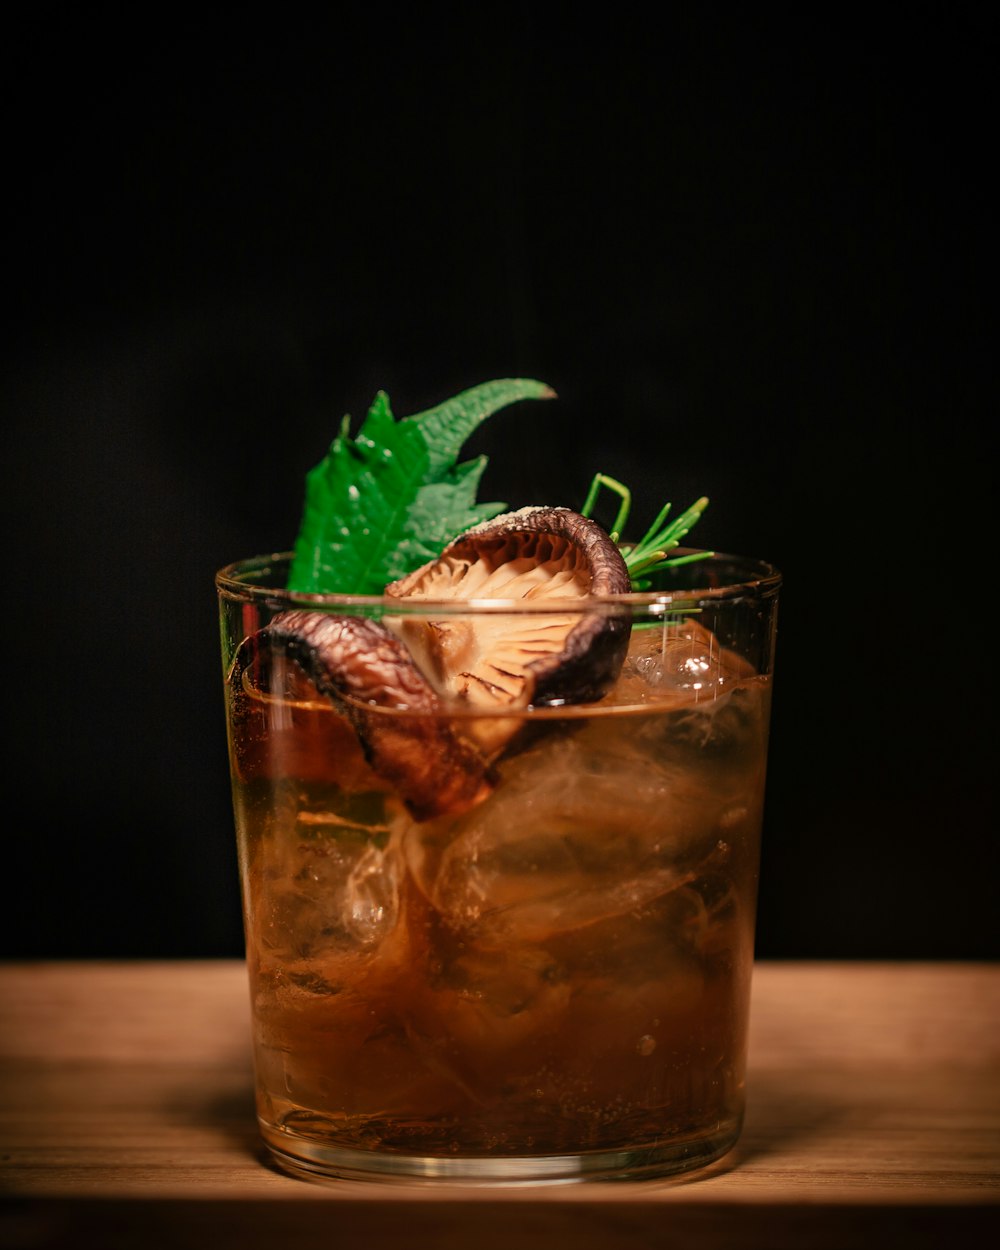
[231,610,494,820]
[384,508,632,749]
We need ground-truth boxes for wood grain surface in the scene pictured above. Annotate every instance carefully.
[1,961,997,1248]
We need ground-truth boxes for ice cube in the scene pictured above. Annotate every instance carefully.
[416,944,573,1060]
[611,618,755,707]
[602,623,772,769]
[344,840,403,944]
[407,723,746,948]
[258,800,404,960]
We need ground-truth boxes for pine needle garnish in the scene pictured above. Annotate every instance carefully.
[580,473,713,590]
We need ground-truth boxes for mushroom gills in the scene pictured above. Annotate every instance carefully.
[385,508,633,753]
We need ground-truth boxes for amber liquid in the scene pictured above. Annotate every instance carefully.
[227,629,771,1179]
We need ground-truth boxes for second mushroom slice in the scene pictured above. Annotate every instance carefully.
[385,507,632,753]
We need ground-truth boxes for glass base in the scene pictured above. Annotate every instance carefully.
[259,1115,742,1186]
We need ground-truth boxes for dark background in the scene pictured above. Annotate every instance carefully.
[2,11,992,960]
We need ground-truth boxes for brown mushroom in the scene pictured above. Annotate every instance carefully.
[384,507,632,751]
[230,611,494,820]
[231,509,632,819]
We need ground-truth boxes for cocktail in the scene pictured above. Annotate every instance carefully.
[216,380,780,1183]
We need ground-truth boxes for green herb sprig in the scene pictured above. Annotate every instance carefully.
[580,473,713,590]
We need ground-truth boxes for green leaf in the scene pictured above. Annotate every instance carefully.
[288,379,555,594]
[409,378,556,478]
[406,458,507,556]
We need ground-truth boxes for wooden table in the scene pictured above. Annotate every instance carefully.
[1,961,997,1248]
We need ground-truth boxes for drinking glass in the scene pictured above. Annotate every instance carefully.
[216,550,780,1184]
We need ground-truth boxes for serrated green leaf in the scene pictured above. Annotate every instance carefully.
[289,390,432,594]
[287,379,555,594]
[407,468,508,555]
[409,378,556,478]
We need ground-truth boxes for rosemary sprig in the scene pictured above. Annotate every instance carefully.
[580,473,713,590]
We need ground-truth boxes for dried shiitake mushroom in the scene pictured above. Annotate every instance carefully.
[232,508,631,818]
[230,611,494,820]
[384,507,632,750]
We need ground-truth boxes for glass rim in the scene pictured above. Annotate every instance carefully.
[215,549,781,612]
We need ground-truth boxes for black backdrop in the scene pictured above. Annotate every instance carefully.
[2,11,992,960]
